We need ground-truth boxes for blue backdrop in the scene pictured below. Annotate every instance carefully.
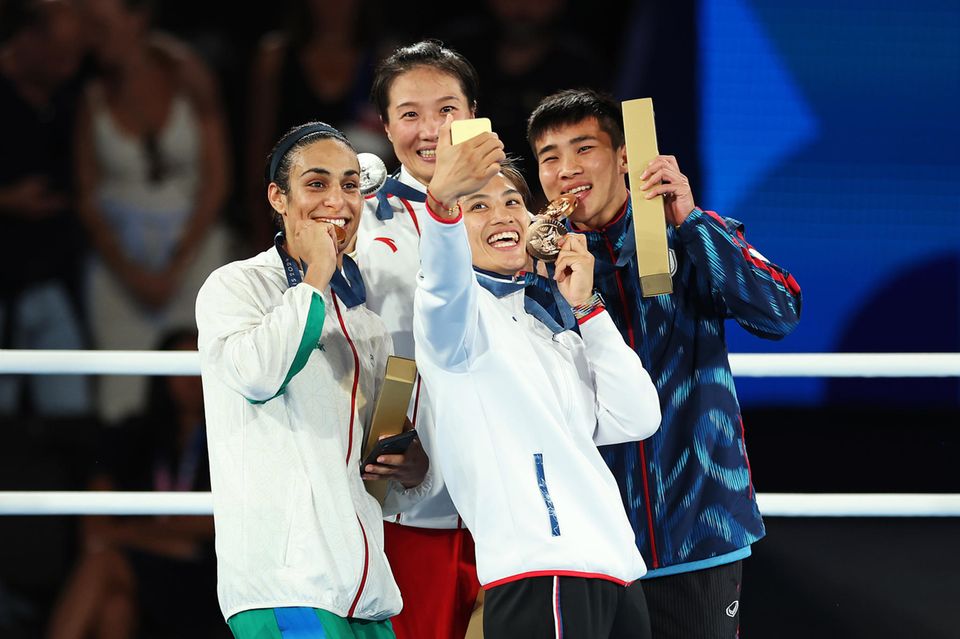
[698,0,960,407]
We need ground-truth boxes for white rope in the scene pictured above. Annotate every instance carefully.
[0,350,958,377]
[732,353,960,378]
[756,493,960,517]
[0,350,199,375]
[1,491,958,517]
[0,350,956,519]
[0,492,212,516]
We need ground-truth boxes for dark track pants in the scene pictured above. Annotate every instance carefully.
[484,575,651,639]
[642,560,743,639]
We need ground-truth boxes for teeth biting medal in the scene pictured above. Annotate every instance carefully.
[317,220,346,244]
[526,194,581,262]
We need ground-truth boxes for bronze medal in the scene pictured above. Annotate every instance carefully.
[540,194,580,221]
[525,194,581,262]
[527,217,568,261]
[320,221,346,245]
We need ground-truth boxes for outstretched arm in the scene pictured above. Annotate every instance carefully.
[413,115,506,370]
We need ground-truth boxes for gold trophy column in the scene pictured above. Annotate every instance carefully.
[363,356,418,503]
[623,98,672,297]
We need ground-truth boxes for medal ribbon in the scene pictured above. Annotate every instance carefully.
[374,175,427,221]
[474,266,576,334]
[274,232,366,307]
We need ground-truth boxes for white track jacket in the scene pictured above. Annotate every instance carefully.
[413,208,662,588]
[196,247,403,621]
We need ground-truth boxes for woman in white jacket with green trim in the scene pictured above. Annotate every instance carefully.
[197,122,427,639]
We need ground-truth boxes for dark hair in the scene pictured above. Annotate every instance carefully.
[526,89,625,153]
[498,155,533,210]
[370,40,479,123]
[264,121,355,229]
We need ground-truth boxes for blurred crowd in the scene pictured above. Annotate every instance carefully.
[0,0,695,636]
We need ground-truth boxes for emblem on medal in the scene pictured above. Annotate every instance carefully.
[526,194,581,262]
[358,153,388,196]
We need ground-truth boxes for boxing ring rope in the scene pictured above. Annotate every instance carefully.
[0,350,958,517]
[1,350,958,377]
[1,491,958,517]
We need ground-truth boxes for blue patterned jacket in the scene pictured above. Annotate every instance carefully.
[573,201,802,577]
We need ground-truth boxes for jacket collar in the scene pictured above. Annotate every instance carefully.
[473,266,576,334]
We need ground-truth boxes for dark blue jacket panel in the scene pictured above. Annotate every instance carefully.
[577,202,802,570]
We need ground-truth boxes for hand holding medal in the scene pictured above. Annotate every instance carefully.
[526,194,581,262]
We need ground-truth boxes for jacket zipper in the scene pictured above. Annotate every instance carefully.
[332,294,361,464]
[603,236,659,569]
[347,516,370,617]
[333,294,372,614]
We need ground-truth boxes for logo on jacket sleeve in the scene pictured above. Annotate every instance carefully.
[374,237,398,253]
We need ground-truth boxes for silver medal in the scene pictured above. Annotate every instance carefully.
[358,153,388,196]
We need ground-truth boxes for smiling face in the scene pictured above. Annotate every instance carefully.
[382,65,475,187]
[534,116,629,230]
[268,137,363,255]
[461,173,531,276]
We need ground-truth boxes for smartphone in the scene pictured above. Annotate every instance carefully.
[450,117,492,145]
[361,430,417,469]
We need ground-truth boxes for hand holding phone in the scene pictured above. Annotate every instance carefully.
[360,429,427,489]
[360,429,418,469]
[430,116,504,210]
